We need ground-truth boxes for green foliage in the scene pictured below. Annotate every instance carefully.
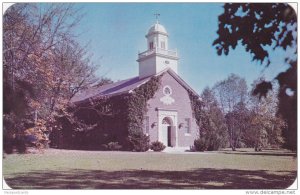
[15,138,27,154]
[3,4,96,153]
[213,3,297,151]
[247,84,285,150]
[126,75,162,134]
[213,3,296,64]
[277,61,297,151]
[194,137,207,152]
[124,75,162,151]
[3,113,34,154]
[150,141,166,152]
[189,87,227,152]
[200,87,228,151]
[3,139,14,154]
[187,89,203,128]
[213,74,248,113]
[128,131,150,152]
[53,75,162,151]
[225,102,251,151]
[189,87,221,152]
[212,74,248,151]
[3,134,27,154]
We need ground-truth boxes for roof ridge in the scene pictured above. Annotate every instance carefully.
[71,68,200,104]
[165,68,200,97]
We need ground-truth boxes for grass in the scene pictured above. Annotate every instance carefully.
[3,148,297,189]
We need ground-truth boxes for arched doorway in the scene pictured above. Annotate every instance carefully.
[161,117,173,147]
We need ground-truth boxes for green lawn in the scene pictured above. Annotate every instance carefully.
[3,148,297,189]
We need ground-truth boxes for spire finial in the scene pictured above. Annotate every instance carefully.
[154,13,160,24]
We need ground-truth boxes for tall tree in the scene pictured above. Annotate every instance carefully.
[3,3,97,152]
[212,74,248,150]
[226,102,252,150]
[213,74,248,113]
[213,3,297,150]
[200,87,228,151]
[246,79,285,150]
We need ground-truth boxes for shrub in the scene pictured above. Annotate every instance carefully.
[4,137,14,154]
[128,131,150,152]
[194,137,207,152]
[107,142,122,151]
[150,141,166,152]
[24,119,50,150]
[15,138,26,153]
[206,136,223,151]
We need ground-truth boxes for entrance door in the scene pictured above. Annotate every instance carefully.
[161,117,173,147]
[158,110,178,147]
[167,127,171,147]
[161,124,169,146]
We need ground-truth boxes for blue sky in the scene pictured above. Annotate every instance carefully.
[74,3,290,94]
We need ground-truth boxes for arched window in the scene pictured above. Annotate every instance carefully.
[162,117,173,126]
[149,42,154,50]
[161,41,166,49]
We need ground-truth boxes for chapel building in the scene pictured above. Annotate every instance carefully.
[70,21,200,150]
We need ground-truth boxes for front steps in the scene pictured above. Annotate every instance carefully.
[163,147,190,153]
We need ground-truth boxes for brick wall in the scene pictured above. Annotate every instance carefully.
[145,72,199,147]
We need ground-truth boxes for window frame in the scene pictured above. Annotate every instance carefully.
[161,41,166,49]
[185,118,191,134]
[149,42,154,50]
[163,85,172,96]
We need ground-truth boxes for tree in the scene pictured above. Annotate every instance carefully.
[199,87,228,151]
[3,3,97,152]
[213,74,248,113]
[212,74,248,150]
[225,102,252,150]
[94,77,114,87]
[213,3,297,150]
[245,79,285,150]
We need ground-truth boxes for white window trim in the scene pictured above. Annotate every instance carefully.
[161,41,166,49]
[185,118,191,134]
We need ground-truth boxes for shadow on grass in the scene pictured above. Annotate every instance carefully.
[4,168,297,189]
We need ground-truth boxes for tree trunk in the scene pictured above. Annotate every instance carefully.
[231,146,236,151]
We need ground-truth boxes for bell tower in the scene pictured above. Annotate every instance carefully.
[137,16,179,78]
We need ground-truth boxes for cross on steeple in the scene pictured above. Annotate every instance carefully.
[154,13,160,24]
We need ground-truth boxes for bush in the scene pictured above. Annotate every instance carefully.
[107,142,122,151]
[128,131,150,152]
[206,136,223,151]
[15,138,26,153]
[194,137,207,152]
[4,137,14,154]
[24,119,50,150]
[150,141,166,152]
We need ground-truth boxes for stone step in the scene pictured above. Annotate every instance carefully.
[163,147,190,153]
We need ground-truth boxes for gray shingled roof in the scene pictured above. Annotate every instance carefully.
[71,75,152,103]
[71,68,199,104]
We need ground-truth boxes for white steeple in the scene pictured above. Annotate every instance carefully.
[137,18,179,78]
